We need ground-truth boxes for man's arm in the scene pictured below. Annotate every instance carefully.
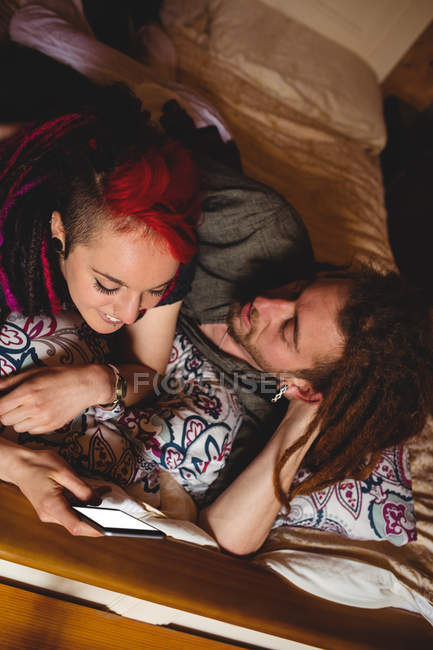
[199,400,319,555]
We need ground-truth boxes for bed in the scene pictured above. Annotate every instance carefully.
[1,1,433,647]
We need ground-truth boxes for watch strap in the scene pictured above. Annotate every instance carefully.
[98,363,127,409]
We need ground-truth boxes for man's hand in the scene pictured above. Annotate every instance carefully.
[0,365,103,434]
[8,443,104,537]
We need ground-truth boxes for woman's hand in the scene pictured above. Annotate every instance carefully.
[0,365,108,434]
[0,438,104,537]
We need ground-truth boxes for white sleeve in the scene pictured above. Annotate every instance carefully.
[10,0,151,87]
[9,0,231,140]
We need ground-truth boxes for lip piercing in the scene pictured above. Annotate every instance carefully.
[271,384,288,403]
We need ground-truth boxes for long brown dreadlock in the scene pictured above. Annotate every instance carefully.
[274,266,433,508]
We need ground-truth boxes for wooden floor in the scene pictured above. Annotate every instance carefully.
[0,582,244,650]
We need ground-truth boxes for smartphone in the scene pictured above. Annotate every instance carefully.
[72,505,166,539]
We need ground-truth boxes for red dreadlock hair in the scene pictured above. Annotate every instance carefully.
[0,83,200,319]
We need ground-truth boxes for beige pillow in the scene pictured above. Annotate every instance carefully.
[191,0,386,152]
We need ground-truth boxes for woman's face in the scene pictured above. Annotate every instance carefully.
[53,215,179,334]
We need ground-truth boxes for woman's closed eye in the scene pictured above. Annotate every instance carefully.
[94,277,169,298]
[148,286,167,297]
[93,279,119,295]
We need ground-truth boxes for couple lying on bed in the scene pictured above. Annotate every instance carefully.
[0,50,432,555]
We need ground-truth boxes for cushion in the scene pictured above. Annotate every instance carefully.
[162,0,386,152]
[253,547,433,621]
[275,445,416,546]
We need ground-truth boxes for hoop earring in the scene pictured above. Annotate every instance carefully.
[271,384,288,403]
[52,237,64,256]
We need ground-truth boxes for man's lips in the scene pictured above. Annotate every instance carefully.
[241,301,253,331]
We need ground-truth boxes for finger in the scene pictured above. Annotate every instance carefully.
[0,405,33,427]
[23,414,67,434]
[70,522,103,537]
[66,491,102,507]
[87,485,113,505]
[0,388,29,416]
[24,423,57,435]
[65,484,112,507]
[13,417,44,434]
[43,496,102,537]
[52,466,94,503]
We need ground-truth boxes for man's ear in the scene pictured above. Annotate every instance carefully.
[281,379,323,404]
[50,210,66,246]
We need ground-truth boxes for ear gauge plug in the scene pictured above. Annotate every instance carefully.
[271,384,288,403]
[52,237,64,256]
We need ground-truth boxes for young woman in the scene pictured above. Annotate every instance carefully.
[0,77,201,535]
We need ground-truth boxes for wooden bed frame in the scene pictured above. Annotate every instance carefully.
[1,481,432,648]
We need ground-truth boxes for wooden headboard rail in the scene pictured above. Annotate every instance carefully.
[1,482,432,648]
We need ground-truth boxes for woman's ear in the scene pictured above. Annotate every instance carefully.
[50,210,66,247]
[280,379,323,404]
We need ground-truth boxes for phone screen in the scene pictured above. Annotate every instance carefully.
[73,506,166,539]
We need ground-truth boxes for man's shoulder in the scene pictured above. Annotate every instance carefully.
[199,156,300,222]
[198,156,313,261]
[185,156,315,323]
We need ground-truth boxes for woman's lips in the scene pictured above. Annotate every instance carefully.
[98,311,122,326]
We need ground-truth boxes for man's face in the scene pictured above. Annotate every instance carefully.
[227,278,349,376]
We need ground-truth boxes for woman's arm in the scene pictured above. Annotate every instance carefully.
[111,300,182,399]
[90,300,183,409]
[199,400,319,555]
[0,301,182,434]
[0,436,102,536]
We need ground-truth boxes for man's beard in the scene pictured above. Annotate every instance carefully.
[226,301,273,372]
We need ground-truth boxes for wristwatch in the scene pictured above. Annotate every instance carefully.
[98,363,127,409]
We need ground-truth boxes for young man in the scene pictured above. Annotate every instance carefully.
[180,160,433,556]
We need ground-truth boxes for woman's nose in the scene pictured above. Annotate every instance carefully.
[115,293,142,325]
